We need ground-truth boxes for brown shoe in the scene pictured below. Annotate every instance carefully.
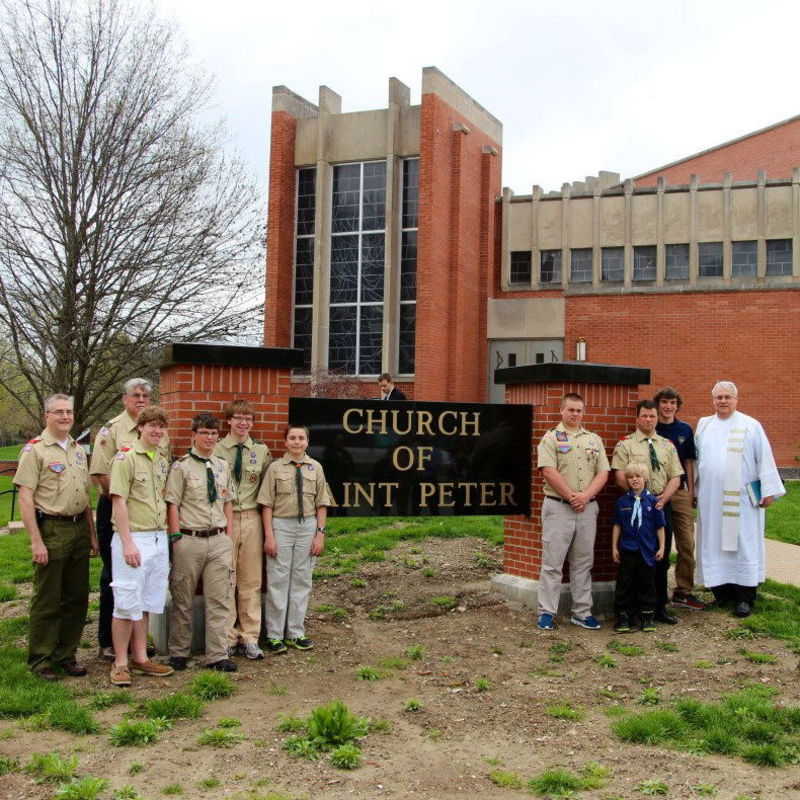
[60,660,88,677]
[33,665,61,681]
[130,659,174,677]
[110,664,132,687]
[98,646,115,661]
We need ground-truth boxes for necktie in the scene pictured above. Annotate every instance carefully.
[189,452,218,504]
[630,494,642,529]
[234,444,244,484]
[647,439,661,473]
[292,461,304,523]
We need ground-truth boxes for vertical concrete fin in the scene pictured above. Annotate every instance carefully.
[318,86,342,115]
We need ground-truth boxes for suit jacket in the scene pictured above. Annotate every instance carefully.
[384,387,407,401]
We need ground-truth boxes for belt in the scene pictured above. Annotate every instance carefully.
[38,512,85,523]
[179,528,224,538]
[544,496,596,506]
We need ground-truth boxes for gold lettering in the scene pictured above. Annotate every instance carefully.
[419,483,436,507]
[365,408,388,435]
[342,409,363,435]
[417,446,433,471]
[342,482,353,507]
[480,482,497,506]
[416,410,434,436]
[439,482,455,507]
[499,482,515,506]
[459,482,478,505]
[438,410,459,435]
[389,410,413,435]
[461,412,481,436]
[378,482,399,507]
[392,446,415,471]
[353,483,375,507]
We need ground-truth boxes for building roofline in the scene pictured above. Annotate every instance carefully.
[631,112,800,180]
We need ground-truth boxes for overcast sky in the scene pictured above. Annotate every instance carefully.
[157,0,800,200]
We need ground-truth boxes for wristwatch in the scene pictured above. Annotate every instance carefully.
[316,527,326,534]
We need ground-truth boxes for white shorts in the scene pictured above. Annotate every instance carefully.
[111,531,169,621]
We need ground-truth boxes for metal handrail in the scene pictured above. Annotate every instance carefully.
[0,466,18,523]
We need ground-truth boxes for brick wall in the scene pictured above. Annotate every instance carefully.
[565,289,800,466]
[160,364,292,456]
[504,381,641,583]
[416,93,501,403]
[264,110,297,348]
[289,380,415,400]
[635,117,800,185]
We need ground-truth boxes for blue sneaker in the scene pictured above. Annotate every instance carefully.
[537,613,556,630]
[571,615,601,630]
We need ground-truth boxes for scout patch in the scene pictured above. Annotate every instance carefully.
[678,435,686,444]
[306,464,314,472]
[248,472,258,484]
[99,426,110,437]
[249,451,258,465]
[557,445,571,453]
[115,451,127,461]
[221,488,230,499]
[48,463,66,473]
[555,430,568,442]
[23,443,33,453]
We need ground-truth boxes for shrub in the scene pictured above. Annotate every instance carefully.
[329,743,362,769]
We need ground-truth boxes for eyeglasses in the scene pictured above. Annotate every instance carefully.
[128,392,151,399]
[231,415,254,422]
[47,410,74,417]
[195,430,219,437]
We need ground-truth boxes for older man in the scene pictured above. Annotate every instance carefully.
[695,381,785,618]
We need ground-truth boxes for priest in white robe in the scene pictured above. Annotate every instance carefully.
[695,381,785,617]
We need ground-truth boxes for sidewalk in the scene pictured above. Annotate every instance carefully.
[765,538,800,587]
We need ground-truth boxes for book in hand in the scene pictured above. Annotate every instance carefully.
[745,480,762,507]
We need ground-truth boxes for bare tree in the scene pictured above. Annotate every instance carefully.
[0,0,264,432]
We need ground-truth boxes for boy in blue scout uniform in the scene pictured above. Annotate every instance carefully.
[611,463,666,633]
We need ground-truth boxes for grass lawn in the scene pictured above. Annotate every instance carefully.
[0,443,22,460]
[764,481,800,545]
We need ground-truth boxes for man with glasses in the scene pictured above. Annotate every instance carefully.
[14,394,98,679]
[90,378,171,660]
[166,413,236,672]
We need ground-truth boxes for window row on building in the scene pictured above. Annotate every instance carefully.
[510,239,794,286]
[293,158,419,376]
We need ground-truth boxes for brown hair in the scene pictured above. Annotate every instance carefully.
[653,386,682,409]
[137,405,168,429]
[284,424,310,440]
[192,413,220,432]
[223,399,255,420]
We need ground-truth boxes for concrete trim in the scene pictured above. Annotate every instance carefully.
[495,360,649,386]
[421,67,502,143]
[272,86,318,118]
[491,573,616,617]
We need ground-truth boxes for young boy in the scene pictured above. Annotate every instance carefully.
[612,463,666,633]
[257,425,331,653]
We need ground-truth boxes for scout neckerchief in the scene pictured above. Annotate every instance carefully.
[291,459,305,523]
[233,443,245,483]
[630,491,643,529]
[189,452,217,504]
[644,437,661,474]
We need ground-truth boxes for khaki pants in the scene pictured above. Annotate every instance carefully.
[538,498,599,618]
[266,518,316,640]
[227,510,264,646]
[29,517,90,669]
[670,487,695,593]
[169,533,233,664]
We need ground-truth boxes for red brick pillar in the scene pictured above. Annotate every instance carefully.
[159,343,303,456]
[494,362,650,616]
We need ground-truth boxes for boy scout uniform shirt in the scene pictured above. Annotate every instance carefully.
[257,453,332,518]
[214,435,271,511]
[165,450,233,530]
[13,430,91,516]
[109,441,170,530]
[611,431,684,495]
[90,410,171,480]
[537,423,610,499]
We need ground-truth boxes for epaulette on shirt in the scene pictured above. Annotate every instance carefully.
[22,437,41,453]
[115,446,133,461]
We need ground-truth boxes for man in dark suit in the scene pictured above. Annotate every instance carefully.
[378,373,407,401]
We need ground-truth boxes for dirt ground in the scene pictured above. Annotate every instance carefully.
[2,536,800,800]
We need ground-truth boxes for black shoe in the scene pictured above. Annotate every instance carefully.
[614,613,631,633]
[59,660,88,677]
[265,638,288,655]
[641,612,657,632]
[33,665,61,681]
[168,656,188,671]
[146,643,158,658]
[205,658,238,672]
[734,601,752,618]
[654,610,679,625]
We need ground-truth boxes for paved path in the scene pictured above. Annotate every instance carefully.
[765,537,800,587]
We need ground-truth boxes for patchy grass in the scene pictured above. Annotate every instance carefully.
[53,777,109,800]
[24,752,79,783]
[87,691,132,710]
[140,693,205,720]
[546,702,584,721]
[188,671,235,701]
[278,700,369,764]
[488,769,523,789]
[329,742,362,769]
[527,762,611,797]
[764,482,800,544]
[197,727,245,748]
[110,718,171,746]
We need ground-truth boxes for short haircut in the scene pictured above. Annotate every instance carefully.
[379,373,393,383]
[223,399,255,420]
[285,424,310,440]
[192,412,220,432]
[123,378,153,395]
[44,393,73,412]
[712,380,738,397]
[624,462,650,481]
[561,392,584,408]
[636,399,658,415]
[137,406,168,429]
[654,386,682,409]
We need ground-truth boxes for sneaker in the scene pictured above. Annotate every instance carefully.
[285,637,314,651]
[228,644,242,658]
[168,656,188,671]
[98,646,115,661]
[130,659,175,677]
[614,613,631,633]
[110,664,132,687]
[571,615,601,630]
[641,612,657,632]
[537,613,556,631]
[672,592,706,611]
[205,658,238,672]
[654,610,679,625]
[242,642,264,660]
[265,638,288,655]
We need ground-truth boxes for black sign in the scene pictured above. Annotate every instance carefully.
[289,398,532,517]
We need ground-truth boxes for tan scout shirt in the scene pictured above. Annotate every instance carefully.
[611,430,684,495]
[537,423,610,499]
[13,430,91,516]
[257,453,332,519]
[109,441,170,531]
[90,410,171,480]
[165,449,233,530]
[214,435,271,511]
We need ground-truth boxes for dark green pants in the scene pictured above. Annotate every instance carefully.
[28,517,90,670]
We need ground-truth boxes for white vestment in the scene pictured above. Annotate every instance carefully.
[695,411,785,588]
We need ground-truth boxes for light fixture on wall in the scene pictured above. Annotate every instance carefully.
[576,337,587,361]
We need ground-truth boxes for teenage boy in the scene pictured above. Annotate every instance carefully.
[215,400,272,659]
[108,406,174,686]
[166,413,236,672]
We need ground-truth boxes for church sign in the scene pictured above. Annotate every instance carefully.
[290,398,532,516]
